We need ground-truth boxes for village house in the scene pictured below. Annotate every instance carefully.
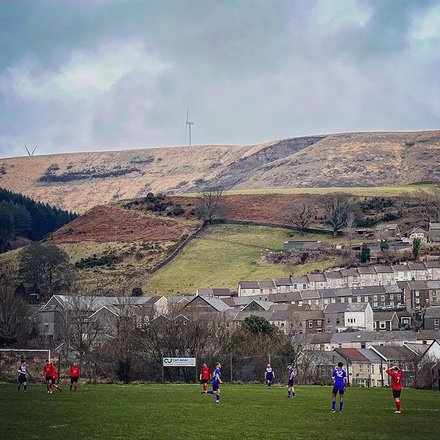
[425,261,440,280]
[427,280,440,306]
[373,265,395,285]
[373,311,400,331]
[397,281,431,313]
[324,302,373,332]
[375,223,401,239]
[291,275,310,291]
[428,222,440,243]
[407,227,428,244]
[335,348,381,387]
[424,306,440,331]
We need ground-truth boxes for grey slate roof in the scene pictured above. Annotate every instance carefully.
[324,303,369,314]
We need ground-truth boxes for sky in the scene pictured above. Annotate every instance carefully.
[0,0,440,158]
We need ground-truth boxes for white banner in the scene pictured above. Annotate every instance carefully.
[162,357,196,367]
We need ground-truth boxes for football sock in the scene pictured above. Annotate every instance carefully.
[17,385,20,392]
[24,385,27,391]
[340,401,344,412]
[332,401,336,411]
[216,394,220,402]
[396,401,401,412]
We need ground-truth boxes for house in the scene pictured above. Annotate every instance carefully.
[416,340,440,390]
[374,265,395,286]
[283,240,325,251]
[407,227,428,244]
[357,266,379,286]
[335,348,376,387]
[424,306,440,331]
[237,281,261,297]
[274,278,293,293]
[305,333,333,351]
[196,288,232,297]
[324,302,373,332]
[300,290,322,309]
[290,276,310,291]
[392,264,412,282]
[427,280,440,306]
[398,281,430,313]
[290,309,325,334]
[425,261,440,280]
[375,223,401,239]
[258,280,276,295]
[307,273,327,290]
[428,223,440,243]
[370,345,418,387]
[407,262,428,281]
[358,348,386,387]
[241,300,275,312]
[340,268,360,287]
[324,271,345,289]
[373,311,400,331]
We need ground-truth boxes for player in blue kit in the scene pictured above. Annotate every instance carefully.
[17,359,28,392]
[331,362,347,413]
[265,364,275,388]
[206,363,222,403]
[287,363,295,398]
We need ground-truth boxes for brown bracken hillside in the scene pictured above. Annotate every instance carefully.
[1,130,439,213]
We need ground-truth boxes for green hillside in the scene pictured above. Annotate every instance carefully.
[144,224,344,295]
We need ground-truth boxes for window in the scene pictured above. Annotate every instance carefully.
[380,321,386,329]
[359,364,363,371]
[434,319,440,326]
[390,294,394,300]
[381,295,385,302]
[43,323,49,333]
[371,365,374,373]
[364,296,368,302]
[357,296,361,302]
[336,318,340,324]
[308,321,313,328]
[373,295,378,301]
[341,297,345,303]
[317,320,322,326]
[302,284,307,289]
[415,291,420,297]
[373,302,378,307]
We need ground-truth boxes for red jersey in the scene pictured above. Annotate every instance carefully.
[69,365,80,378]
[51,365,57,379]
[200,367,212,381]
[386,369,402,391]
[43,364,53,376]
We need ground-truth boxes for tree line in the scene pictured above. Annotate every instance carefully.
[0,188,78,250]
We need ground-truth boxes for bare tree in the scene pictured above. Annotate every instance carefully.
[278,201,316,235]
[0,266,34,346]
[321,193,351,236]
[19,242,73,298]
[403,186,440,225]
[63,294,102,367]
[195,187,227,222]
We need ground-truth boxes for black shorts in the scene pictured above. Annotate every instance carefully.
[212,383,220,391]
[266,374,273,381]
[201,379,209,384]
[392,390,401,398]
[333,387,344,395]
[288,379,294,387]
[18,374,27,383]
[70,377,79,384]
[46,376,53,382]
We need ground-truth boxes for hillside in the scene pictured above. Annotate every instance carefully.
[1,130,439,213]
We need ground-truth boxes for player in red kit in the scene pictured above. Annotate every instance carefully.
[42,360,54,393]
[51,365,62,392]
[69,362,80,391]
[386,365,402,413]
[199,363,212,393]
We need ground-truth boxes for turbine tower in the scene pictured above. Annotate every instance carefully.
[185,106,194,146]
[24,145,37,156]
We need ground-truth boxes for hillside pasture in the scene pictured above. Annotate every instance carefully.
[144,224,344,295]
[1,384,439,440]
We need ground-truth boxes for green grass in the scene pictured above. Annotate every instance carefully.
[181,183,436,197]
[1,384,439,440]
[218,183,437,197]
[144,224,344,295]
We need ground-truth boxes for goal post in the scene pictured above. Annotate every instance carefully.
[0,349,51,383]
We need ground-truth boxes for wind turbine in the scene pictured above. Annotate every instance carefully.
[185,106,194,146]
[24,145,38,156]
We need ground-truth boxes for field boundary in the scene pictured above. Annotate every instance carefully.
[147,218,333,275]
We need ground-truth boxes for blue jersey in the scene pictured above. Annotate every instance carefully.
[265,367,273,379]
[18,364,26,375]
[332,368,347,389]
[212,367,221,385]
[288,367,295,380]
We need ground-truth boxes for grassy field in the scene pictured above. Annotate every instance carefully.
[221,183,436,197]
[1,383,439,440]
[144,224,344,295]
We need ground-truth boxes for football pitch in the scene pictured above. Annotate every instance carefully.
[1,384,439,440]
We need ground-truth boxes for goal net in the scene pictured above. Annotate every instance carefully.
[0,349,51,383]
